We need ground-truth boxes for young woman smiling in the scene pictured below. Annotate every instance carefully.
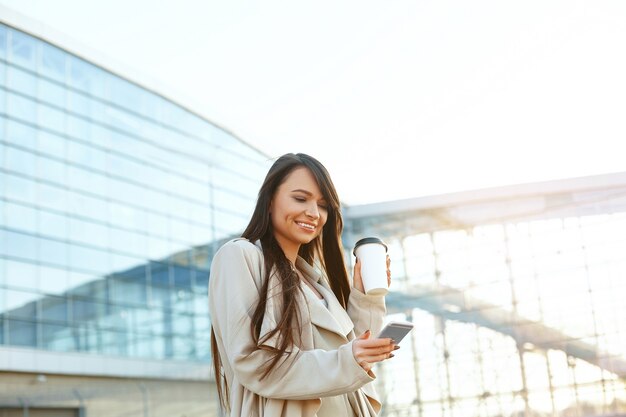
[209,153,395,417]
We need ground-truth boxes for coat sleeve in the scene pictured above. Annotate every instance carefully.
[347,288,386,338]
[209,241,374,400]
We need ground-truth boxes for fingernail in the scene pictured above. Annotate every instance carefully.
[394,345,400,350]
[389,353,395,358]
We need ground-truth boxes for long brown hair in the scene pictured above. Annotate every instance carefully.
[210,153,350,409]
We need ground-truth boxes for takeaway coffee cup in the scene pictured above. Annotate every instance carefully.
[353,237,389,296]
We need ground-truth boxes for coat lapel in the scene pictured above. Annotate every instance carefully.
[296,257,354,339]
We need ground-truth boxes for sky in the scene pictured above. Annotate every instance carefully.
[1,0,626,205]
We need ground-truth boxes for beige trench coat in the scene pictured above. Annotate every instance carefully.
[208,239,386,417]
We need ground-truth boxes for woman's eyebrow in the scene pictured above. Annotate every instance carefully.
[290,189,313,195]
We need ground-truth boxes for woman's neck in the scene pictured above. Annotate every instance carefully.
[274,237,300,265]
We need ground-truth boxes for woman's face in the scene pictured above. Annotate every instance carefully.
[270,166,328,253]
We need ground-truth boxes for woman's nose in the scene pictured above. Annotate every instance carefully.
[305,203,320,219]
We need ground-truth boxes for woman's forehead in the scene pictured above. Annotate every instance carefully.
[280,167,324,197]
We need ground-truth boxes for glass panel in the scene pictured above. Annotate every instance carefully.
[7,318,37,347]
[39,236,69,268]
[39,41,66,82]
[67,89,93,118]
[38,77,65,107]
[213,187,255,218]
[66,165,107,197]
[5,258,38,290]
[109,227,148,256]
[40,295,69,323]
[37,155,66,185]
[6,119,37,149]
[109,201,147,231]
[37,182,67,212]
[4,288,39,316]
[109,276,147,306]
[66,113,91,141]
[5,201,37,235]
[6,92,36,123]
[38,264,69,295]
[1,229,38,262]
[69,56,105,96]
[41,321,74,351]
[5,173,36,205]
[109,76,141,113]
[9,29,36,67]
[68,243,109,274]
[38,130,66,159]
[67,215,110,247]
[66,191,108,221]
[67,139,106,172]
[147,236,171,260]
[72,297,106,324]
[109,251,144,274]
[0,24,7,59]
[214,209,247,238]
[5,145,36,177]
[8,65,37,96]
[38,103,65,133]
[68,271,103,296]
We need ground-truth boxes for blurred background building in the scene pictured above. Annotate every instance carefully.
[1,13,625,417]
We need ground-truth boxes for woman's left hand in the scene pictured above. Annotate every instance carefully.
[353,255,391,293]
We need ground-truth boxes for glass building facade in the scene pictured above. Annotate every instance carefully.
[345,184,626,417]
[0,21,269,363]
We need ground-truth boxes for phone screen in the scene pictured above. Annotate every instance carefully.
[377,321,414,344]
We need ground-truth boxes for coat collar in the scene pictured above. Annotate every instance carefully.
[296,257,354,339]
[251,240,354,339]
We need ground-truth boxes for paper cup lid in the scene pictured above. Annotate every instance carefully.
[353,237,388,256]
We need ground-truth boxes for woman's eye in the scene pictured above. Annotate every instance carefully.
[293,197,306,202]
[318,204,328,210]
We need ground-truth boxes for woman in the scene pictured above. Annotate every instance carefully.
[209,153,396,416]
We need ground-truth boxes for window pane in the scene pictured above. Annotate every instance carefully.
[4,288,39,316]
[6,93,36,124]
[68,216,109,247]
[8,65,36,96]
[39,236,69,268]
[6,119,37,149]
[38,156,66,184]
[5,146,36,177]
[1,229,38,261]
[66,191,107,221]
[38,103,65,132]
[8,318,37,347]
[38,182,67,212]
[38,130,66,159]
[39,41,66,82]
[5,201,37,234]
[39,77,65,107]
[42,321,74,351]
[68,243,109,274]
[9,29,36,67]
[0,24,7,59]
[5,258,38,290]
[39,210,68,240]
[38,264,69,295]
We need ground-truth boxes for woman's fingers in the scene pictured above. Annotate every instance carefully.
[386,255,391,286]
[353,258,365,293]
[353,338,397,364]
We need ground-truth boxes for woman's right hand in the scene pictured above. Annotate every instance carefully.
[352,330,398,376]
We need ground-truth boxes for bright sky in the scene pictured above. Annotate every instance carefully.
[2,0,626,204]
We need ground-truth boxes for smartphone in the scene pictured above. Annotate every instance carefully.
[377,321,414,344]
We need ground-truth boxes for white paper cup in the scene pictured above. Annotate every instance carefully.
[353,237,389,296]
